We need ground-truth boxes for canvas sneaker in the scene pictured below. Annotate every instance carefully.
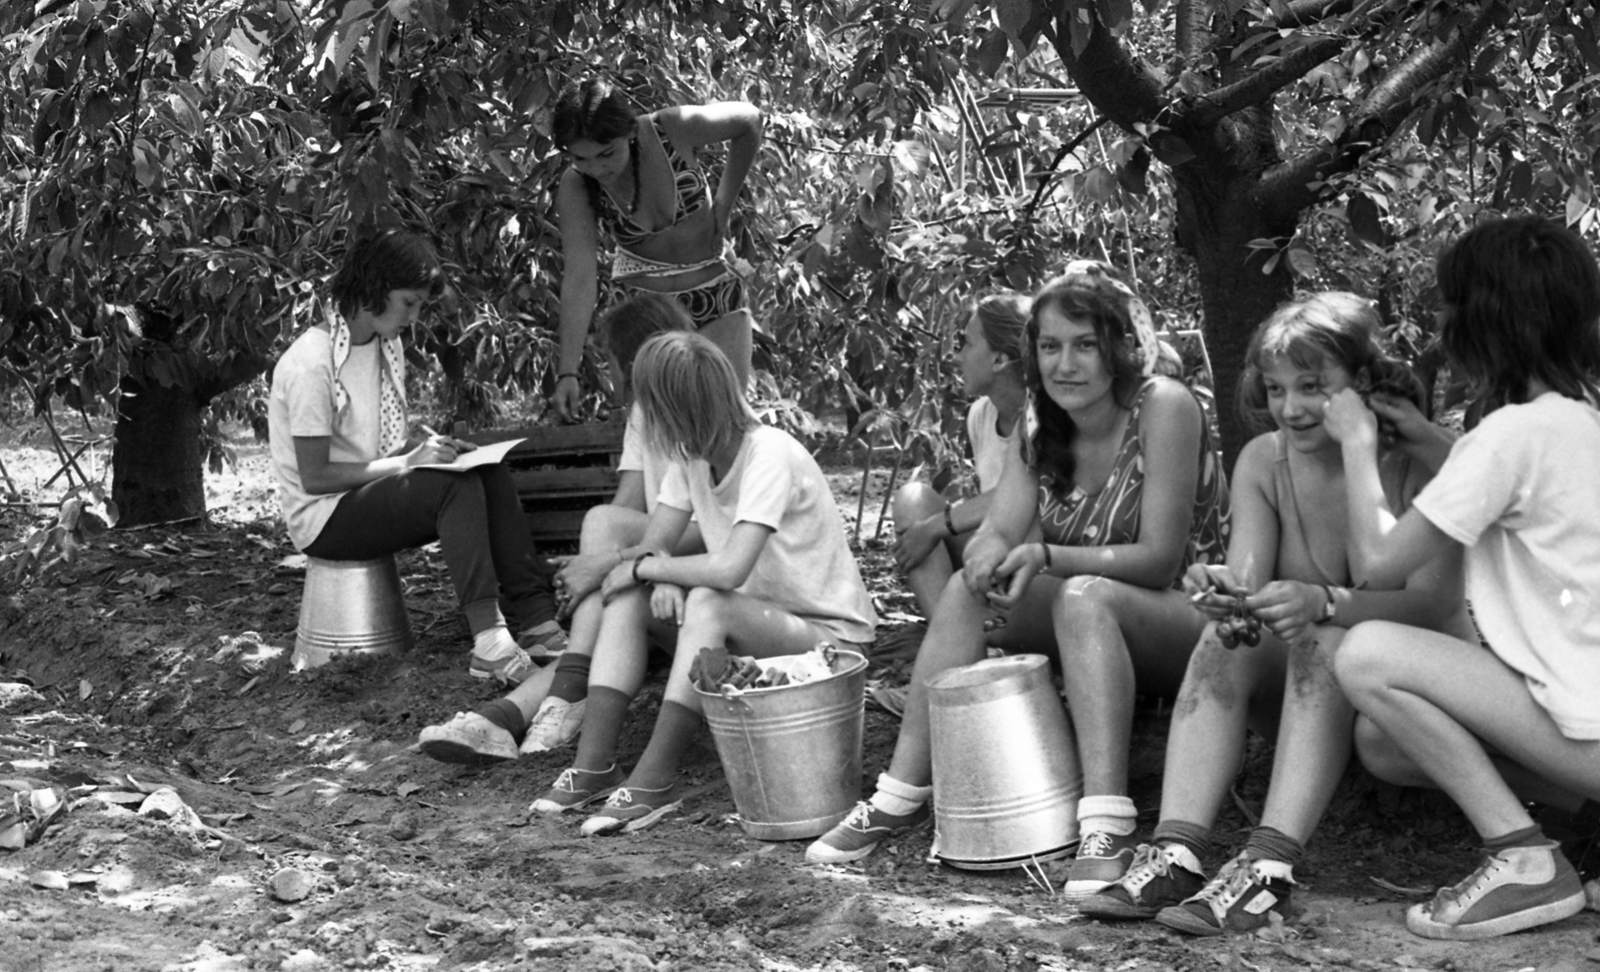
[468,644,535,686]
[581,784,683,837]
[417,712,519,765]
[519,697,586,754]
[1406,841,1585,941]
[806,801,931,864]
[1155,851,1294,936]
[518,620,569,661]
[1078,842,1206,920]
[528,764,625,815]
[1062,829,1140,898]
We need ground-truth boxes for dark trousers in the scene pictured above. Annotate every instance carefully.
[304,465,556,630]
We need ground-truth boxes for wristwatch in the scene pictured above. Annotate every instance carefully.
[1320,585,1340,622]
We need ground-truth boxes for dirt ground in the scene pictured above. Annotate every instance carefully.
[2,419,1599,972]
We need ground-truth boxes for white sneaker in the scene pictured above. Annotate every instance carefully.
[418,712,518,764]
[519,697,586,754]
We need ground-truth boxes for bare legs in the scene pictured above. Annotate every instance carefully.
[1157,623,1351,844]
[1336,621,1600,837]
[893,481,963,619]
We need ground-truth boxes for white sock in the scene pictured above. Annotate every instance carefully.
[473,626,520,660]
[1077,794,1137,836]
[869,772,932,816]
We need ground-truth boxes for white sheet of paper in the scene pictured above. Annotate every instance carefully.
[411,438,525,472]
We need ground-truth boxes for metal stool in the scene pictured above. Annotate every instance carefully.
[292,556,414,670]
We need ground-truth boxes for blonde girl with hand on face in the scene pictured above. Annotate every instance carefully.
[1328,216,1600,942]
[1079,292,1468,935]
[808,264,1228,898]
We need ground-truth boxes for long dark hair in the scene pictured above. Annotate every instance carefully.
[1436,216,1600,405]
[1024,267,1147,490]
[1237,291,1424,434]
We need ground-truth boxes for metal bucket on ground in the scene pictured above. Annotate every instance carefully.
[695,649,868,841]
[927,654,1081,870]
[293,556,414,669]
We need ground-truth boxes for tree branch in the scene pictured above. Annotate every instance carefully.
[1258,0,1506,211]
[1276,0,1356,28]
[1023,114,1112,224]
[1174,0,1211,63]
[1047,6,1165,131]
[1183,35,1347,129]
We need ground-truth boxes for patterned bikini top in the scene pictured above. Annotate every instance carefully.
[589,116,712,250]
[1035,377,1230,588]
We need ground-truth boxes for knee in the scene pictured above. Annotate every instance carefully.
[1181,624,1249,694]
[1052,574,1119,627]
[682,586,733,627]
[893,481,944,526]
[579,504,638,551]
[1332,621,1394,702]
[1352,714,1421,786]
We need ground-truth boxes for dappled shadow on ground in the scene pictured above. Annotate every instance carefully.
[2,466,1598,970]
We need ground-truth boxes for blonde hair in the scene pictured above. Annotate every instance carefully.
[632,331,757,461]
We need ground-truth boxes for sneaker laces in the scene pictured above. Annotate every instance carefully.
[841,801,875,831]
[529,701,566,733]
[551,768,580,793]
[1437,851,1506,905]
[604,787,637,809]
[1193,855,1255,905]
[1078,831,1118,858]
[1120,844,1169,887]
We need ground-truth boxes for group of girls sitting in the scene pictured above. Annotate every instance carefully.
[282,205,1599,948]
[809,215,1600,945]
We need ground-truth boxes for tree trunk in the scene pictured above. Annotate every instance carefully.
[112,374,206,527]
[1172,171,1297,467]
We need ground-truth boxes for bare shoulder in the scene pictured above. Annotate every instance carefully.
[1136,377,1203,431]
[1232,431,1279,491]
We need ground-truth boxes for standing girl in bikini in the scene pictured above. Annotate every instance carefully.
[549,77,762,421]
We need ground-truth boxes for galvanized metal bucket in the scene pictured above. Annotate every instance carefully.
[927,654,1082,870]
[696,649,868,841]
[292,556,414,670]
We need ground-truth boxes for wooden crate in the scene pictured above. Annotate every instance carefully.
[462,420,625,545]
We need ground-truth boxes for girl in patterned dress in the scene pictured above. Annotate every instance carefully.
[808,264,1228,885]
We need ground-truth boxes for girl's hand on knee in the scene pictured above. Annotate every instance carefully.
[651,583,685,625]
[893,515,943,572]
[985,544,1039,611]
[600,560,639,603]
[1245,580,1325,644]
[960,532,1010,597]
[558,553,612,608]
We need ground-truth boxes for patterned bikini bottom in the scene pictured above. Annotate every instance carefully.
[613,248,748,329]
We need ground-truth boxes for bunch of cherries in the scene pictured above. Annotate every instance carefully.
[1214,591,1262,648]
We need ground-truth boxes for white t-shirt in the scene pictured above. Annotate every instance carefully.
[965,397,1029,493]
[1411,393,1600,740]
[267,327,383,550]
[657,425,877,645]
[619,404,670,513]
